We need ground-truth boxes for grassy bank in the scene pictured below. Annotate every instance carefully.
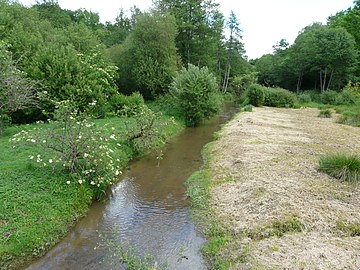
[0,110,184,269]
[186,130,237,269]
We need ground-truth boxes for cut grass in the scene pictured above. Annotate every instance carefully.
[0,111,184,269]
[185,143,233,270]
[319,153,360,182]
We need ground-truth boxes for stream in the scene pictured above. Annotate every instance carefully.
[23,103,238,270]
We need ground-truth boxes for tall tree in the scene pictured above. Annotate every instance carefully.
[117,12,179,99]
[154,0,223,72]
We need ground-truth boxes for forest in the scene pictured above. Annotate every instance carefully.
[0,0,359,269]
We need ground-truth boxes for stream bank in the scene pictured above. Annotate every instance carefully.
[189,107,360,269]
[21,103,238,270]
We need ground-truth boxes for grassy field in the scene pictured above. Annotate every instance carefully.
[0,111,184,269]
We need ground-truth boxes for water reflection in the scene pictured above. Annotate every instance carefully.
[24,103,238,270]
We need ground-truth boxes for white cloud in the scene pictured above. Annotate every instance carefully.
[19,0,354,59]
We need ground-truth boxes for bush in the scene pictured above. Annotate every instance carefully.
[319,153,360,182]
[263,87,297,108]
[335,90,357,105]
[170,64,222,127]
[321,90,339,105]
[110,92,145,116]
[246,84,265,107]
[298,93,312,103]
[338,105,360,127]
[318,109,332,118]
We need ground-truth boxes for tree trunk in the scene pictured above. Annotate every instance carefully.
[326,69,334,90]
[296,71,303,93]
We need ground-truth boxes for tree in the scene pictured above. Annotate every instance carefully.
[154,0,223,72]
[0,42,37,135]
[117,12,179,99]
[222,10,246,92]
[170,64,222,126]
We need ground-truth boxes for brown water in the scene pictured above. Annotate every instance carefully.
[24,103,238,270]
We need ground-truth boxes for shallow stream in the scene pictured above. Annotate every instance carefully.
[24,103,238,270]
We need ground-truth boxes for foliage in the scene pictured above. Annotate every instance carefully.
[231,72,257,98]
[335,89,357,105]
[246,84,265,107]
[254,21,358,92]
[298,92,312,103]
[117,12,179,99]
[241,104,253,112]
[123,105,170,155]
[110,92,145,116]
[263,87,297,108]
[320,90,338,105]
[170,64,222,127]
[319,153,360,182]
[337,104,360,126]
[12,102,124,199]
[0,42,37,135]
[318,109,332,118]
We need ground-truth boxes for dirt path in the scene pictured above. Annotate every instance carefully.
[208,107,360,270]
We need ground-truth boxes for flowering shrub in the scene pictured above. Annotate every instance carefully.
[11,101,123,199]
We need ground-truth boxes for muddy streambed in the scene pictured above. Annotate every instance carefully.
[23,103,238,270]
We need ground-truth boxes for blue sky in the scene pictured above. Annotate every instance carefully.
[19,0,355,59]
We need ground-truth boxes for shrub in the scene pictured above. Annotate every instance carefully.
[298,93,312,103]
[321,90,338,105]
[335,90,357,105]
[263,87,297,108]
[12,101,124,199]
[318,109,332,118]
[246,84,265,107]
[231,72,258,98]
[319,153,360,182]
[170,64,222,127]
[242,104,253,112]
[338,106,360,127]
[110,92,145,116]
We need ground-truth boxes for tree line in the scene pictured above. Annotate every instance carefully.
[253,0,360,92]
[0,0,252,128]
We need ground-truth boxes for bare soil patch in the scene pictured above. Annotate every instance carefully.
[209,107,360,269]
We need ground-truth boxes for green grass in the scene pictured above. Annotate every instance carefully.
[319,153,360,182]
[185,143,233,270]
[0,108,184,269]
[245,216,305,241]
[337,220,360,237]
[318,109,332,118]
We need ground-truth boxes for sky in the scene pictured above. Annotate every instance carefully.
[19,0,355,59]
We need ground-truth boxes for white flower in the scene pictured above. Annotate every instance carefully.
[115,170,122,176]
[90,181,95,185]
[42,140,46,143]
[49,159,53,163]
[111,127,115,131]
[110,134,116,140]
[66,181,71,185]
[78,179,83,184]
[84,153,89,158]
[30,139,36,143]
[29,156,34,160]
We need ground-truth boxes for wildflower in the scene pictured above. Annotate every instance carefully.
[78,179,83,184]
[49,159,53,163]
[29,155,34,160]
[115,170,122,176]
[90,181,95,185]
[84,153,89,158]
[110,134,116,140]
[30,139,36,143]
[42,140,46,143]
[66,181,71,185]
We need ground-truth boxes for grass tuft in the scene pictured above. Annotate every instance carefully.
[319,153,360,182]
[318,109,332,118]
